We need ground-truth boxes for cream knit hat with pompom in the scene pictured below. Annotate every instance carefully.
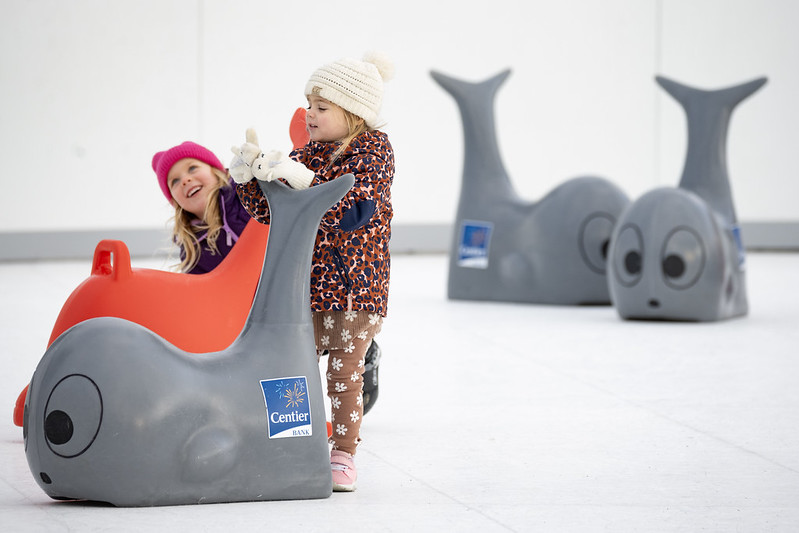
[305,51,394,128]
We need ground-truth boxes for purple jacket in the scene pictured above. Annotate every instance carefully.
[183,178,252,274]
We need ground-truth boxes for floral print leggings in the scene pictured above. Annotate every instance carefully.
[313,310,383,456]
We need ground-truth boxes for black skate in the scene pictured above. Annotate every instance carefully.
[362,340,382,415]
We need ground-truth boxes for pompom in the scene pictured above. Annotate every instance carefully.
[363,50,394,82]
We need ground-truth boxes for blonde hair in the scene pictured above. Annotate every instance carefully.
[328,108,372,167]
[171,167,230,272]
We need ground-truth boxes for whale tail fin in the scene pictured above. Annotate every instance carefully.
[430,69,511,103]
[430,69,516,201]
[656,75,767,224]
[247,175,355,327]
[656,75,767,111]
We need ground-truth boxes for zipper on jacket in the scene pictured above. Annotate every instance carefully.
[331,246,353,311]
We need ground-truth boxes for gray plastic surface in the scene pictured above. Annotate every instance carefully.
[431,69,630,305]
[608,76,767,321]
[23,175,355,506]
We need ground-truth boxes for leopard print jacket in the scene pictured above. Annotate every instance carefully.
[237,130,394,316]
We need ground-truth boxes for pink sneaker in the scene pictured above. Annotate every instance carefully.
[330,450,357,492]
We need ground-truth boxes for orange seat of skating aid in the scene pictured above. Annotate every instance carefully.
[290,107,310,149]
[12,219,268,427]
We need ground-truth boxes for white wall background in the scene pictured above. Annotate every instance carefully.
[1,0,796,238]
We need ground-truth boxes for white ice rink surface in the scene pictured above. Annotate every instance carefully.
[1,252,798,532]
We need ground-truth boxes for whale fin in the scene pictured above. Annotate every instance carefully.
[656,75,767,224]
[430,69,511,104]
[246,175,355,327]
[181,425,239,483]
[430,69,516,201]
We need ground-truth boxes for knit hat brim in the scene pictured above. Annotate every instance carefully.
[152,142,225,202]
[304,53,393,128]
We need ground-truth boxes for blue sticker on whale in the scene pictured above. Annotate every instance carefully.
[261,376,313,439]
[457,221,493,269]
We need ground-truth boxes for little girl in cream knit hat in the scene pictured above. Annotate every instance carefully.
[233,52,395,492]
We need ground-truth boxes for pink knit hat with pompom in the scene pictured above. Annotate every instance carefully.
[152,141,225,201]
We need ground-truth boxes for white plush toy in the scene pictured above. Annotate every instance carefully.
[229,128,261,184]
[230,128,314,190]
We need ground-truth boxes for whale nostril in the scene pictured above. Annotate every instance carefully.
[40,472,52,484]
[648,299,660,308]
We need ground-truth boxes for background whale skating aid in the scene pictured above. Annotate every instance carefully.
[431,69,630,305]
[608,75,767,321]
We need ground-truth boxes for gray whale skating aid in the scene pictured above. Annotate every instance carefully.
[431,69,630,305]
[23,175,355,506]
[608,75,767,321]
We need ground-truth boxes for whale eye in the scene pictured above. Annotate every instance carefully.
[612,224,644,287]
[44,374,103,458]
[45,410,73,445]
[662,255,684,278]
[661,228,704,289]
[625,250,642,274]
[579,213,616,274]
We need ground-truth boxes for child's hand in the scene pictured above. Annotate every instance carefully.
[229,128,261,184]
[253,151,315,190]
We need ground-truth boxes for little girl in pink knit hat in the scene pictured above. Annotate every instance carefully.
[152,141,251,274]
